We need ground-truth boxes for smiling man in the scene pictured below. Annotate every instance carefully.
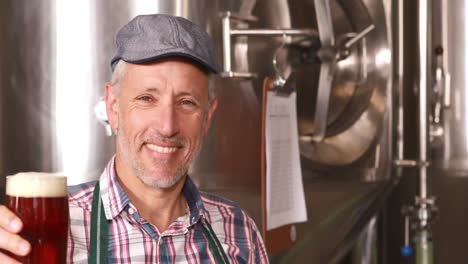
[0,14,268,264]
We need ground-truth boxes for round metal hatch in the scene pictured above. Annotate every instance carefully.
[296,0,391,165]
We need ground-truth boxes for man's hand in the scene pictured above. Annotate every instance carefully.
[0,205,31,264]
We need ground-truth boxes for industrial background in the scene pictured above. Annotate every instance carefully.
[0,0,465,263]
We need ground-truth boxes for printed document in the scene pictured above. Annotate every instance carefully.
[265,91,308,230]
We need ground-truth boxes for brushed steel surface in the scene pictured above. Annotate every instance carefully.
[387,0,468,262]
[431,0,468,174]
[297,0,391,166]
[311,0,335,141]
[417,0,431,200]
[348,216,378,264]
[0,1,113,188]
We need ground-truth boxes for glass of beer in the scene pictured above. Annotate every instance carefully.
[5,172,69,264]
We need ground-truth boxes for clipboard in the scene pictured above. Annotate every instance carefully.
[260,76,296,254]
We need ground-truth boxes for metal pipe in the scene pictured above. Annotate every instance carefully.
[221,14,232,73]
[220,12,317,76]
[404,215,410,246]
[441,0,451,108]
[396,0,404,163]
[230,28,318,37]
[314,0,335,46]
[418,0,430,199]
[344,24,375,49]
[394,159,429,167]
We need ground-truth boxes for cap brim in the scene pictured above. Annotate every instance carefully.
[111,52,220,74]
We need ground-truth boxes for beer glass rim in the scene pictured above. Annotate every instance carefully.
[6,172,68,198]
[6,172,67,180]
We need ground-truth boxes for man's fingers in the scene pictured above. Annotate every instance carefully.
[0,206,29,260]
[0,206,22,233]
[0,228,30,256]
[0,253,22,264]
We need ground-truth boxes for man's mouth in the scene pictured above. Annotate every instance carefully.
[146,143,178,154]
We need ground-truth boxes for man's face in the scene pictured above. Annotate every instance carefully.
[106,59,217,189]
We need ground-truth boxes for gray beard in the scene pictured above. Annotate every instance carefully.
[116,113,206,189]
[116,130,189,189]
[135,160,187,189]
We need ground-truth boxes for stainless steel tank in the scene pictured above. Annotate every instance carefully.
[385,0,468,263]
[423,0,468,262]
[0,0,394,262]
[431,0,468,174]
[0,1,116,192]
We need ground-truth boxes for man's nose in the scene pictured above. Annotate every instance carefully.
[156,104,179,137]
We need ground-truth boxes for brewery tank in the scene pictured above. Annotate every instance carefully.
[430,0,468,262]
[0,0,394,262]
[384,0,468,262]
[388,0,468,262]
[0,1,114,194]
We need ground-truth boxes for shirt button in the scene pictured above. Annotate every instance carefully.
[128,208,135,214]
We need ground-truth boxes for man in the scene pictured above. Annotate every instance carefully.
[0,14,268,263]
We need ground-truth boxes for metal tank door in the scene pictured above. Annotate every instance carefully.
[295,0,392,175]
[215,0,394,262]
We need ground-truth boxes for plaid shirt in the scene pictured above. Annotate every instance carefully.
[67,158,269,263]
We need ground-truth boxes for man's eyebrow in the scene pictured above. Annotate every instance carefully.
[142,87,160,93]
[176,91,206,101]
[176,91,197,97]
[137,87,203,99]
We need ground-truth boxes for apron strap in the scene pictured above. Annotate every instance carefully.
[201,217,230,264]
[89,181,108,264]
[88,181,229,263]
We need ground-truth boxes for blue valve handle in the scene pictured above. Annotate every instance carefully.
[401,245,413,257]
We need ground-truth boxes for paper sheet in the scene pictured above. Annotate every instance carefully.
[265,91,308,230]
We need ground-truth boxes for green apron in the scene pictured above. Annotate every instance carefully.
[88,181,230,264]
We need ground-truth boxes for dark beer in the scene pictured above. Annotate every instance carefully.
[6,173,69,264]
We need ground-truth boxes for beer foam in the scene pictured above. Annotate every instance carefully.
[6,172,68,197]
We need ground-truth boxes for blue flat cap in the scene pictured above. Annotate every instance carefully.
[111,14,220,73]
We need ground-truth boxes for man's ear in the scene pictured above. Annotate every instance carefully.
[203,97,218,135]
[105,83,119,132]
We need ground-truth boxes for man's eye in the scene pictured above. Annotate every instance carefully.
[137,96,153,102]
[181,99,195,105]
